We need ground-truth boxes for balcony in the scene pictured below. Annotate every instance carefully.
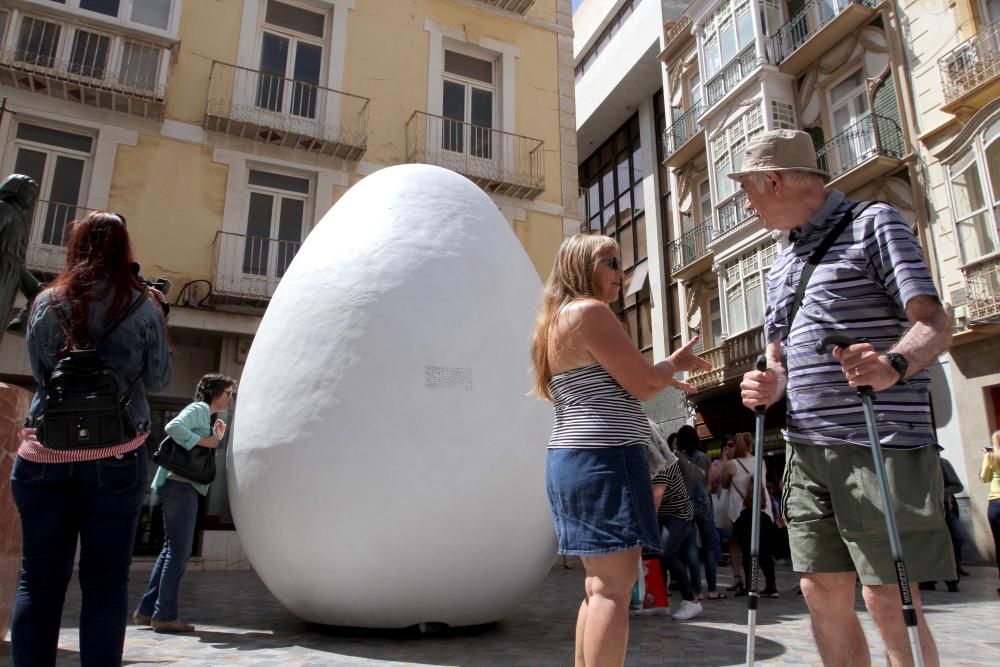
[0,23,167,120]
[965,257,1000,324]
[710,191,757,247]
[659,16,694,63]
[773,0,879,77]
[405,111,545,199]
[668,217,714,279]
[212,230,302,305]
[704,44,767,109]
[688,325,765,394]
[817,114,906,194]
[475,0,535,13]
[662,102,705,167]
[939,19,1000,114]
[204,61,369,160]
[25,200,99,276]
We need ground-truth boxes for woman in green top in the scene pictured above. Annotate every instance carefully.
[133,373,236,632]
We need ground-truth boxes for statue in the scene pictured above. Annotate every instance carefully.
[0,174,42,345]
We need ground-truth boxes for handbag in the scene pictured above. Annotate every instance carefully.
[153,435,216,484]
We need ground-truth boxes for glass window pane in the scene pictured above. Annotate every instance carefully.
[16,123,93,153]
[442,80,464,153]
[635,214,647,261]
[266,0,325,38]
[276,197,303,277]
[956,211,998,261]
[131,0,171,29]
[13,149,46,186]
[618,191,632,225]
[44,156,85,246]
[952,162,986,217]
[120,41,160,92]
[632,142,643,183]
[444,50,493,83]
[601,167,614,202]
[70,30,110,79]
[256,33,288,111]
[720,22,737,63]
[620,223,635,268]
[0,11,9,49]
[470,88,492,158]
[728,289,746,333]
[291,42,321,118]
[17,18,60,68]
[616,153,629,191]
[736,7,754,48]
[986,137,1000,203]
[633,179,645,215]
[80,0,120,17]
[603,204,616,232]
[639,301,652,348]
[746,274,764,326]
[248,169,310,193]
[626,308,639,347]
[244,192,273,275]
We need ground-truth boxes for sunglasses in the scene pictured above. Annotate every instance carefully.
[599,256,621,272]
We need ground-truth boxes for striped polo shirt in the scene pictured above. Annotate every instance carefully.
[763,190,940,449]
[547,364,650,448]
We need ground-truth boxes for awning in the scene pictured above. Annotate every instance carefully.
[625,261,649,298]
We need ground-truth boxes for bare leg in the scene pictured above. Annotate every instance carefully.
[862,584,939,667]
[800,572,870,666]
[575,599,586,667]
[579,548,640,667]
[729,539,743,584]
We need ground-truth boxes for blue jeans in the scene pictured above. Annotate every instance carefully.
[10,447,147,667]
[988,498,1000,575]
[658,516,696,602]
[138,479,199,621]
[687,509,719,594]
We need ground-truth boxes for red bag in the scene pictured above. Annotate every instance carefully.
[639,558,670,615]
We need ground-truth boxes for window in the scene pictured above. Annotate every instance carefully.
[771,100,796,129]
[712,103,764,207]
[721,241,778,335]
[255,0,326,120]
[982,0,1000,23]
[35,0,175,31]
[10,11,165,94]
[8,121,94,252]
[947,116,1000,265]
[0,9,10,50]
[702,0,756,79]
[442,48,496,159]
[828,68,873,171]
[708,296,723,348]
[242,169,311,284]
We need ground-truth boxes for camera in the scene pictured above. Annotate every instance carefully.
[985,447,994,453]
[141,276,171,297]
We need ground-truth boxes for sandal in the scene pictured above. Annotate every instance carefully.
[706,592,727,600]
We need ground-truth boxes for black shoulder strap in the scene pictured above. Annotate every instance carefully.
[786,201,881,332]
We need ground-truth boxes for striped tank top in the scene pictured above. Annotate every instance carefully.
[547,364,650,449]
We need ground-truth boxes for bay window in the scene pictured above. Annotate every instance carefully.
[722,241,778,335]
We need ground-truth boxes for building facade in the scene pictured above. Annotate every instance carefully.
[0,0,578,567]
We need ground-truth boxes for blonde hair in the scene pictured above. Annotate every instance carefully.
[733,432,754,458]
[530,234,618,400]
[991,430,1000,470]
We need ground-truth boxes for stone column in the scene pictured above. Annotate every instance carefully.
[0,382,31,639]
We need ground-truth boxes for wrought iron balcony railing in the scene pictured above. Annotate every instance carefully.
[705,44,766,108]
[815,113,905,180]
[939,19,1000,104]
[688,325,765,389]
[405,111,545,199]
[965,256,1000,323]
[773,0,877,64]
[213,230,303,304]
[668,218,714,273]
[475,0,535,13]
[662,102,703,160]
[25,200,98,275]
[711,191,757,244]
[205,61,369,160]
[0,18,167,119]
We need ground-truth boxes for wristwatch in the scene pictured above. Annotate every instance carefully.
[885,352,909,385]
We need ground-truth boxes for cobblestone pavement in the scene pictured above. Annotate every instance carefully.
[3,562,999,665]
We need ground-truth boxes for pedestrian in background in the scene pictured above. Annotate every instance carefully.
[982,430,1000,595]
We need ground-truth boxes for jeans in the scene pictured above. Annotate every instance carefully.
[10,447,147,667]
[658,516,696,602]
[988,498,1000,575]
[687,509,719,594]
[138,479,199,621]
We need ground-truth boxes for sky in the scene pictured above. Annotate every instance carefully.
[572,0,582,12]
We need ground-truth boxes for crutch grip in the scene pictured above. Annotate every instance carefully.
[815,335,874,397]
[755,355,767,415]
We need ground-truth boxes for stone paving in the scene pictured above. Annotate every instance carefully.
[2,562,1000,665]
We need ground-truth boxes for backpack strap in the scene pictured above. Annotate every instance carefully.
[785,200,882,332]
[95,293,147,347]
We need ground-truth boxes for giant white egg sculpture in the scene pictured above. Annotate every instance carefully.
[228,164,557,628]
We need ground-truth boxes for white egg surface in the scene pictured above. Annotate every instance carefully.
[228,164,556,628]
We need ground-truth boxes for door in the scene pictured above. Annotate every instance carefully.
[441,49,497,178]
[829,68,873,175]
[238,170,309,298]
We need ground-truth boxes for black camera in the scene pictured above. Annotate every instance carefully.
[141,276,171,297]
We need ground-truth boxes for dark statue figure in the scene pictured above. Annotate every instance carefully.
[0,174,42,345]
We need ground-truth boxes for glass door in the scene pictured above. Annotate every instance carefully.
[829,68,873,175]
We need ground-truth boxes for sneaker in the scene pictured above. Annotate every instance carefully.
[671,600,703,621]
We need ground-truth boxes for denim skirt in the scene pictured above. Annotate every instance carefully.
[545,443,660,557]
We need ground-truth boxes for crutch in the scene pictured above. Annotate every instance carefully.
[745,354,768,666]
[816,334,925,667]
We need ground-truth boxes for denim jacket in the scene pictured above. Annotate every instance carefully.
[25,285,174,432]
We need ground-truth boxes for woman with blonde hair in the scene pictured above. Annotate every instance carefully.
[532,234,710,666]
[981,430,1000,594]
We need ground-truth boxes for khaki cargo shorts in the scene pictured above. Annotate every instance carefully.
[781,441,955,585]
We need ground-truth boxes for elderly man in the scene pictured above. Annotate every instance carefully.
[738,130,953,666]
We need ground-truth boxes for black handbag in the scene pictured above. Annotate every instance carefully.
[153,436,216,484]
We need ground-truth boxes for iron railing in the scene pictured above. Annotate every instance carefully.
[405,111,545,199]
[205,61,369,159]
[939,19,1000,103]
[668,217,714,273]
[705,44,766,107]
[213,230,303,303]
[712,191,756,243]
[688,325,765,389]
[662,102,703,160]
[0,16,167,118]
[965,256,1000,323]
[475,0,535,13]
[815,113,905,179]
[772,0,877,64]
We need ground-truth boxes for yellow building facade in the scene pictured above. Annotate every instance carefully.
[0,0,578,565]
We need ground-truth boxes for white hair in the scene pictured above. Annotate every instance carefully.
[745,171,826,190]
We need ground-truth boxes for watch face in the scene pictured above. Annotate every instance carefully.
[888,353,908,380]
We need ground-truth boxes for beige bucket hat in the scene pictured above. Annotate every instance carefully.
[726,129,829,181]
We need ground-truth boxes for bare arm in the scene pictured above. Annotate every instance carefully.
[652,483,666,509]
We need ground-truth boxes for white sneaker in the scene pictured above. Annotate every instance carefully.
[671,599,703,620]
